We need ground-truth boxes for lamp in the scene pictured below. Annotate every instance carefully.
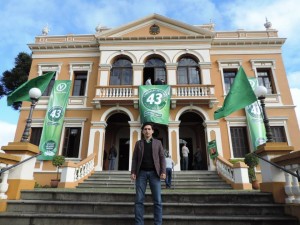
[21,88,42,142]
[255,86,274,142]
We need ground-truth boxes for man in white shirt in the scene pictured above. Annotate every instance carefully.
[181,143,189,170]
[165,153,175,188]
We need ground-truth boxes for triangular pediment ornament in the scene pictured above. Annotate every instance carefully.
[96,14,214,39]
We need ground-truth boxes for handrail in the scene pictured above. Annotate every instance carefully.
[0,152,41,175]
[252,152,300,181]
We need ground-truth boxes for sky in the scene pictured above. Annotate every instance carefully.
[0,0,300,148]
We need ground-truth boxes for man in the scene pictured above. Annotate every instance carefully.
[193,147,202,170]
[154,78,163,85]
[145,77,152,85]
[181,143,189,170]
[165,153,175,188]
[131,122,166,225]
[108,144,117,170]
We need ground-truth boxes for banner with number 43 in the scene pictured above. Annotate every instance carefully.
[139,85,171,125]
[38,80,71,160]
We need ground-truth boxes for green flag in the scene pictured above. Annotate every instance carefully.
[214,67,257,120]
[7,71,55,106]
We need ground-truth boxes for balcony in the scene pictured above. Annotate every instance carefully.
[92,84,217,109]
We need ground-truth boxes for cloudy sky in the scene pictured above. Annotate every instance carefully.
[0,0,299,147]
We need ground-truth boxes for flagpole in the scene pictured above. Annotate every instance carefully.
[21,88,42,142]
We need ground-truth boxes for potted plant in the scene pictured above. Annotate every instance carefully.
[244,152,259,189]
[50,155,65,188]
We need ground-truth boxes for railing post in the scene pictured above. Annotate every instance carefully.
[232,162,252,189]
[1,142,39,200]
[256,142,294,203]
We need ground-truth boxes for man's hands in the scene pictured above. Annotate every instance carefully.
[131,173,136,181]
[160,173,166,180]
[131,173,166,180]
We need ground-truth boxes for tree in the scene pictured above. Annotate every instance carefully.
[0,52,32,110]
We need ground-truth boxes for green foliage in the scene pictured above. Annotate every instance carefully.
[244,153,259,182]
[52,155,65,180]
[0,52,32,110]
[229,158,244,165]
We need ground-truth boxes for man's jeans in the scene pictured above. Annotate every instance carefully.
[135,170,162,225]
[108,158,116,170]
[165,168,172,188]
[182,156,188,170]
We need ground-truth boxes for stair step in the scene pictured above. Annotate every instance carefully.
[0,213,297,225]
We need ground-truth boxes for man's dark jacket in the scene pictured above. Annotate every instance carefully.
[131,138,166,178]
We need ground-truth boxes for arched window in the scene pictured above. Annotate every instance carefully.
[177,57,200,84]
[110,57,133,85]
[144,57,166,84]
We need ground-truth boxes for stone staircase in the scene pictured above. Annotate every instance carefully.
[77,170,232,190]
[0,171,298,225]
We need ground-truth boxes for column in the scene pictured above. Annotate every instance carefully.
[128,121,141,171]
[203,120,222,171]
[87,121,107,171]
[168,121,181,171]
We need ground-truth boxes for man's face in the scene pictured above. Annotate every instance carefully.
[142,125,154,139]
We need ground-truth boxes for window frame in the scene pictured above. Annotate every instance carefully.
[230,126,251,158]
[177,57,200,85]
[223,69,238,94]
[110,58,133,85]
[72,71,87,96]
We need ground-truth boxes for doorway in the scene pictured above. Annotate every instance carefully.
[118,138,129,170]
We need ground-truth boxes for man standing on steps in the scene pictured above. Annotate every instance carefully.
[181,143,189,170]
[131,122,166,225]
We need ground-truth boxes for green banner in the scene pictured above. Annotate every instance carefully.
[139,85,170,125]
[207,140,218,159]
[245,78,266,150]
[38,80,71,160]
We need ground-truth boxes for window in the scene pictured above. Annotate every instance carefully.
[223,69,237,94]
[230,127,250,158]
[271,126,287,142]
[42,72,56,96]
[62,127,81,158]
[177,57,200,84]
[144,57,166,84]
[72,71,87,96]
[29,127,42,146]
[110,58,133,85]
[257,69,275,94]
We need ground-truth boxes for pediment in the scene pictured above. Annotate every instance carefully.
[96,14,214,39]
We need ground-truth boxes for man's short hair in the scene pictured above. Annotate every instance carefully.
[142,122,154,130]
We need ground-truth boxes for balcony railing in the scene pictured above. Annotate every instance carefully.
[93,84,216,108]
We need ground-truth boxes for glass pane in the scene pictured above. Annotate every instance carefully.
[122,69,133,85]
[177,67,188,84]
[110,69,121,85]
[189,67,200,84]
[145,58,165,67]
[178,57,198,66]
[113,58,132,67]
[155,68,166,80]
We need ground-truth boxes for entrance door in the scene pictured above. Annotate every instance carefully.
[118,138,129,170]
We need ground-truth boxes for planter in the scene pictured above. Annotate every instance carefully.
[252,180,260,190]
[50,179,60,188]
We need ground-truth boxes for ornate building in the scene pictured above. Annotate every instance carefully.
[13,14,300,184]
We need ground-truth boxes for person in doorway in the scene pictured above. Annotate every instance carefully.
[154,78,163,85]
[181,143,189,170]
[108,144,117,170]
[165,153,175,188]
[193,147,202,170]
[145,77,152,85]
[131,122,166,225]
